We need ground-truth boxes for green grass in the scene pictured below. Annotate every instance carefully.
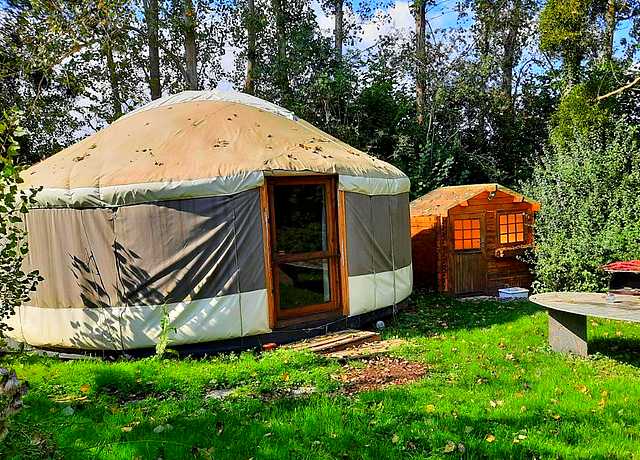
[2,292,640,459]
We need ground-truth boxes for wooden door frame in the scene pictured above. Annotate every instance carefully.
[265,175,342,323]
[448,212,488,295]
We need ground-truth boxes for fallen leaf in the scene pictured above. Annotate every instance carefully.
[485,434,496,443]
[443,441,456,453]
[79,384,91,394]
[426,404,435,413]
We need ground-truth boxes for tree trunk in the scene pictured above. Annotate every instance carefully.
[500,0,521,107]
[104,40,123,120]
[334,0,344,61]
[602,0,616,62]
[271,0,290,101]
[244,0,257,94]
[144,0,161,99]
[183,0,198,90]
[415,0,426,126]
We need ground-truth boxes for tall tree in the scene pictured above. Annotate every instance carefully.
[539,0,595,86]
[144,0,162,99]
[414,0,427,126]
[244,0,257,94]
[271,0,291,102]
[334,0,344,60]
[182,0,198,90]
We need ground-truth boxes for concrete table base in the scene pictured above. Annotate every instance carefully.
[531,292,640,357]
[548,309,587,356]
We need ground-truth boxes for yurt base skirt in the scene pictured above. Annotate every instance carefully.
[5,264,412,354]
[4,300,406,358]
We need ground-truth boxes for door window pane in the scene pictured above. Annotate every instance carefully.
[454,219,481,250]
[278,259,330,309]
[274,184,327,253]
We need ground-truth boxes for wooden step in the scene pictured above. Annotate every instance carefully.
[287,329,380,354]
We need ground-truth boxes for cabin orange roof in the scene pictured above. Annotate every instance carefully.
[410,183,540,217]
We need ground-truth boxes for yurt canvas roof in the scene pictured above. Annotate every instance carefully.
[23,90,409,208]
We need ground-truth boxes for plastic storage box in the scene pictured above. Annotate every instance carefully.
[498,287,529,300]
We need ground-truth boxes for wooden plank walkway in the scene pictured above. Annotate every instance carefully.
[287,329,380,354]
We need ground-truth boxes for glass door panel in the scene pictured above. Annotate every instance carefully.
[268,177,340,320]
[273,184,327,254]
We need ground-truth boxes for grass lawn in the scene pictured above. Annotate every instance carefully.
[2,292,640,459]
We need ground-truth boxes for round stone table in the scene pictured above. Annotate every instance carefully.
[530,292,640,356]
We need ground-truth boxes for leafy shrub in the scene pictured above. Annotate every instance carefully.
[525,118,640,292]
[0,109,41,337]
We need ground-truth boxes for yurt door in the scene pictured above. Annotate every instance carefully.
[267,176,341,322]
[449,214,487,295]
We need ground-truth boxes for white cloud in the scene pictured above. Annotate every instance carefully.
[312,0,416,51]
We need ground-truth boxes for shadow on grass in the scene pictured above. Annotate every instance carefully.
[12,389,635,460]
[589,337,640,367]
[389,291,542,337]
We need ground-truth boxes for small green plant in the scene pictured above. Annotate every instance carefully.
[155,304,177,358]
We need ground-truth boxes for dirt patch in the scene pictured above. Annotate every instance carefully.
[336,357,427,394]
[325,338,408,360]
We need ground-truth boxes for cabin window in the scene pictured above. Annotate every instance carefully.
[499,213,525,244]
[453,219,481,250]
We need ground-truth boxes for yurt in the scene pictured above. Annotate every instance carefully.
[7,91,412,351]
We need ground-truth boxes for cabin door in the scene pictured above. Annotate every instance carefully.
[267,176,341,322]
[449,214,487,296]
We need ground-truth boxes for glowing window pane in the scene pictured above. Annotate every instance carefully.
[454,219,482,251]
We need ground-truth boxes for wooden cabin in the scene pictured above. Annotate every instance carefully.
[410,184,540,296]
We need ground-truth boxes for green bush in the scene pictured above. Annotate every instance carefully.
[526,118,640,292]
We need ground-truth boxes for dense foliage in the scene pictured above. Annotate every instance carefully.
[526,119,640,292]
[0,109,41,337]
